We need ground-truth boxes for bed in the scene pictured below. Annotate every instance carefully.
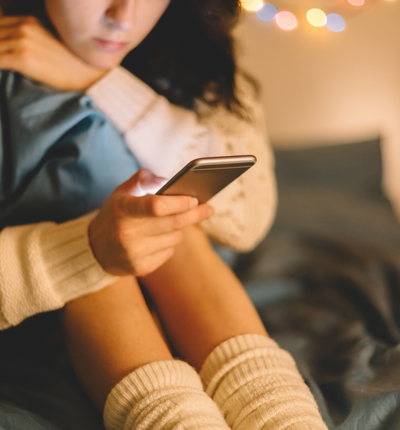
[235,139,400,429]
[0,139,399,429]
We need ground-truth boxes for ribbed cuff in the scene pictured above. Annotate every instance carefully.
[199,334,328,430]
[0,212,118,329]
[40,211,118,304]
[104,360,229,430]
[200,334,283,393]
[86,67,159,134]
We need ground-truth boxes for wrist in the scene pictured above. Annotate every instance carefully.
[88,215,131,277]
[70,64,108,92]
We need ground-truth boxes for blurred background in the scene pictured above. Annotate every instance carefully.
[234,0,399,200]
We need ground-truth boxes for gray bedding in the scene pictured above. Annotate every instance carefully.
[235,139,400,429]
[0,139,399,429]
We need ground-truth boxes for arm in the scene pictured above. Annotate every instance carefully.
[0,212,116,330]
[87,68,277,251]
[0,170,212,330]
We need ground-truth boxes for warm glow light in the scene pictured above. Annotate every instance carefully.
[326,13,345,32]
[257,3,277,21]
[347,0,365,6]
[241,0,264,11]
[275,11,298,30]
[306,9,327,27]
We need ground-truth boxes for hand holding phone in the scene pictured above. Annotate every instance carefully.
[156,155,256,204]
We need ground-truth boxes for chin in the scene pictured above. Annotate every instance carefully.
[77,50,124,71]
[89,57,122,70]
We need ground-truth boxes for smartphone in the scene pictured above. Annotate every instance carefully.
[156,155,256,203]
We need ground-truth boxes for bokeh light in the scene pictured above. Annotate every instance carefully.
[326,13,346,32]
[347,0,365,6]
[257,3,278,21]
[307,9,327,27]
[241,0,264,11]
[276,11,298,30]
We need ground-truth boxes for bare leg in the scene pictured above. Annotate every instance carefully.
[140,225,268,371]
[59,276,172,411]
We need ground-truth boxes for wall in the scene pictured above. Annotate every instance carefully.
[234,0,400,150]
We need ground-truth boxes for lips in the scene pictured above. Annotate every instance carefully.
[93,38,128,52]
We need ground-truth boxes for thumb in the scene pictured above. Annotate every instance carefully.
[119,169,167,197]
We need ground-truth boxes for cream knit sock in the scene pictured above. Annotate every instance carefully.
[103,360,229,430]
[200,334,329,430]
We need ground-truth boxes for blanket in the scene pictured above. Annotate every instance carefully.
[236,139,400,430]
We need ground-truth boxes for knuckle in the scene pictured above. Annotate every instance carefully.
[131,260,148,277]
[115,223,130,246]
[147,196,165,217]
[172,213,187,230]
[112,197,125,219]
[16,47,31,66]
[127,243,143,261]
[17,22,32,37]
[26,16,39,24]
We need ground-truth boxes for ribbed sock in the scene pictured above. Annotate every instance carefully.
[200,334,329,430]
[103,359,229,430]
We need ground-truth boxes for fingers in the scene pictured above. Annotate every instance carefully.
[0,16,39,27]
[129,231,183,260]
[0,16,44,72]
[117,169,214,234]
[118,168,166,197]
[122,197,213,234]
[129,194,200,217]
[131,248,176,277]
[119,170,201,217]
[163,204,214,232]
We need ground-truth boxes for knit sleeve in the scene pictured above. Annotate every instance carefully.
[87,67,277,252]
[200,334,329,430]
[0,213,118,330]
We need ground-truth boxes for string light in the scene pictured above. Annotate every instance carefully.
[276,11,297,30]
[307,9,327,27]
[240,0,395,32]
[241,0,264,11]
[326,13,346,32]
[256,3,277,21]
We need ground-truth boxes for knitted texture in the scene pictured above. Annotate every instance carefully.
[0,212,117,329]
[88,67,277,252]
[103,360,229,430]
[200,335,329,430]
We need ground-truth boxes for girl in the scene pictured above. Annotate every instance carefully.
[0,0,328,428]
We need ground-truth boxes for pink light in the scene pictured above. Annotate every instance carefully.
[348,0,365,6]
[275,11,298,30]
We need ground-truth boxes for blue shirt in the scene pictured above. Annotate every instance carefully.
[0,71,140,228]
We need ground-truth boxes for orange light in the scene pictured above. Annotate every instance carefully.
[348,0,365,6]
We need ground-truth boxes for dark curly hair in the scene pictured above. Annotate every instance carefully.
[0,0,245,112]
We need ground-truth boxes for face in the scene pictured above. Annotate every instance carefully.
[45,0,171,69]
